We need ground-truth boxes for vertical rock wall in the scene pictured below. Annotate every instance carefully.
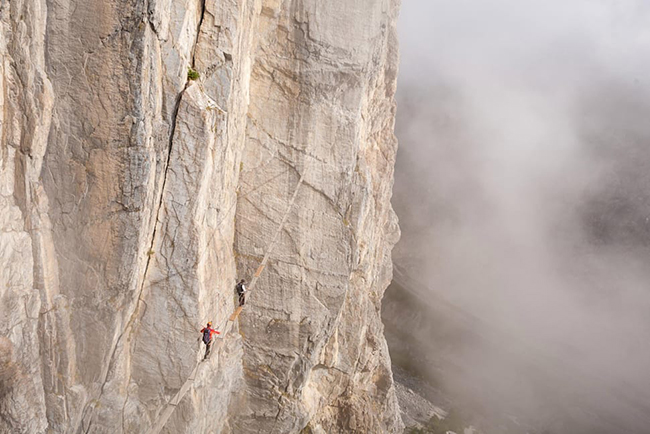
[1,0,53,432]
[234,1,402,432]
[0,0,402,432]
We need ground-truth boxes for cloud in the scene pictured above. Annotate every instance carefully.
[392,1,650,432]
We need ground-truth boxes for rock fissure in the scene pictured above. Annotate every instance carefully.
[1,0,403,432]
[76,77,188,432]
[190,0,207,68]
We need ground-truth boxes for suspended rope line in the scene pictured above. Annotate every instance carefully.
[148,172,305,434]
[145,343,203,434]
[146,314,231,434]
[143,167,293,291]
[248,172,305,294]
[228,171,305,321]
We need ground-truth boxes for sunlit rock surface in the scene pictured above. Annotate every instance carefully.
[0,0,402,432]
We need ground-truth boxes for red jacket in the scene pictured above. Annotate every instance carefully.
[201,327,220,340]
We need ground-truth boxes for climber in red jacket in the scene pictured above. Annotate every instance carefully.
[200,321,220,360]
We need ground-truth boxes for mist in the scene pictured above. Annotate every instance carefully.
[389,1,650,432]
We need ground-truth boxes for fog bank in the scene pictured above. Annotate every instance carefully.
[390,1,650,432]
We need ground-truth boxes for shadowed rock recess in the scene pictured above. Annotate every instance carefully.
[0,0,402,433]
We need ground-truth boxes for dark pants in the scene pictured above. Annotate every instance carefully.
[238,293,246,306]
[204,340,212,359]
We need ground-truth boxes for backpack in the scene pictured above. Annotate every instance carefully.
[202,328,212,344]
[236,282,245,296]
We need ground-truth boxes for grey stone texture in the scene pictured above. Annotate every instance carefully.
[0,0,402,432]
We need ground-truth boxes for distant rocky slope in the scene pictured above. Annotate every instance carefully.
[0,0,402,432]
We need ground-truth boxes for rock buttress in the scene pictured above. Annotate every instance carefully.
[233,0,403,432]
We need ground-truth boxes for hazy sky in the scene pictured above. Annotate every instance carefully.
[393,1,650,432]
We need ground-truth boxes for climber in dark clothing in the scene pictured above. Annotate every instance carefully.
[200,321,220,360]
[235,279,248,306]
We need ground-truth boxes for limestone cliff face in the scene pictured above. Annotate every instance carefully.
[0,0,402,432]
